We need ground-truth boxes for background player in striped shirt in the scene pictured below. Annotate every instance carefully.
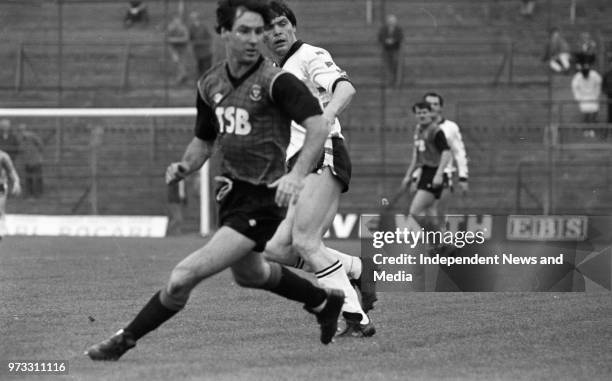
[0,149,21,239]
[261,0,375,337]
[86,0,344,361]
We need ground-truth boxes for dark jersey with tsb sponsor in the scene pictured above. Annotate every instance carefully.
[195,57,321,185]
[414,123,450,168]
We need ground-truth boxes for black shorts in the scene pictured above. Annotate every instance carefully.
[217,178,285,252]
[417,166,449,199]
[287,136,351,193]
[0,183,6,195]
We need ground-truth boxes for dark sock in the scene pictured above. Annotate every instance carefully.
[265,264,327,309]
[124,290,181,341]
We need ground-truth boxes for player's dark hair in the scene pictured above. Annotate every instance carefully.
[412,101,432,113]
[423,92,444,106]
[215,0,272,34]
[269,0,297,27]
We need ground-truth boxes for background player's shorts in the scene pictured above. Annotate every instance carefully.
[217,178,286,252]
[0,183,6,195]
[417,166,449,199]
[287,136,352,193]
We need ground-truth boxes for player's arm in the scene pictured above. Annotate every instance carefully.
[306,50,355,123]
[433,130,452,188]
[401,144,418,190]
[166,91,216,184]
[449,123,469,193]
[270,72,330,206]
[0,151,21,195]
[445,122,469,181]
[323,80,355,125]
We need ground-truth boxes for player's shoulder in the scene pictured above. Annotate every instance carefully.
[197,60,226,89]
[439,119,460,131]
[288,42,332,64]
[283,41,331,71]
[198,60,225,82]
[257,58,287,91]
[259,57,283,76]
[301,42,331,56]
[196,61,227,104]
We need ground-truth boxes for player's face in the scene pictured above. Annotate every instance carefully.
[424,96,442,117]
[414,107,433,125]
[263,16,297,58]
[222,10,265,65]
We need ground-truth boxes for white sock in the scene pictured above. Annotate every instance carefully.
[325,247,362,280]
[0,215,6,237]
[315,260,369,324]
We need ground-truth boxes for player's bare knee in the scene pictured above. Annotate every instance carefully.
[263,241,290,263]
[167,266,198,299]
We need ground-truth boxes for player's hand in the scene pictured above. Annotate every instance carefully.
[11,181,21,196]
[268,171,304,207]
[432,174,443,188]
[410,180,418,193]
[458,180,469,195]
[400,176,411,190]
[165,162,188,184]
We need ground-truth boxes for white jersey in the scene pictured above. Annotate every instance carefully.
[280,41,349,159]
[439,119,468,179]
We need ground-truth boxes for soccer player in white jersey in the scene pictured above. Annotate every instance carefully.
[262,0,376,337]
[423,92,469,219]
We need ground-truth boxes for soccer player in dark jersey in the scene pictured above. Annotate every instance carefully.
[0,149,21,239]
[419,92,469,223]
[85,0,344,361]
[400,101,452,218]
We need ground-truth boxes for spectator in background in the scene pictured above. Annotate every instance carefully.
[166,14,190,84]
[571,64,602,136]
[574,31,597,68]
[16,124,44,198]
[0,119,20,160]
[520,0,536,18]
[124,1,149,28]
[543,27,571,73]
[377,14,404,87]
[602,61,612,128]
[188,11,212,79]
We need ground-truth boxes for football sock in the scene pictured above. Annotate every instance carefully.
[0,215,6,237]
[325,247,362,280]
[265,263,327,310]
[294,257,305,270]
[315,260,369,324]
[124,290,181,341]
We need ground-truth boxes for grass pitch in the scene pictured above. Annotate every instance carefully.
[1,236,611,380]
